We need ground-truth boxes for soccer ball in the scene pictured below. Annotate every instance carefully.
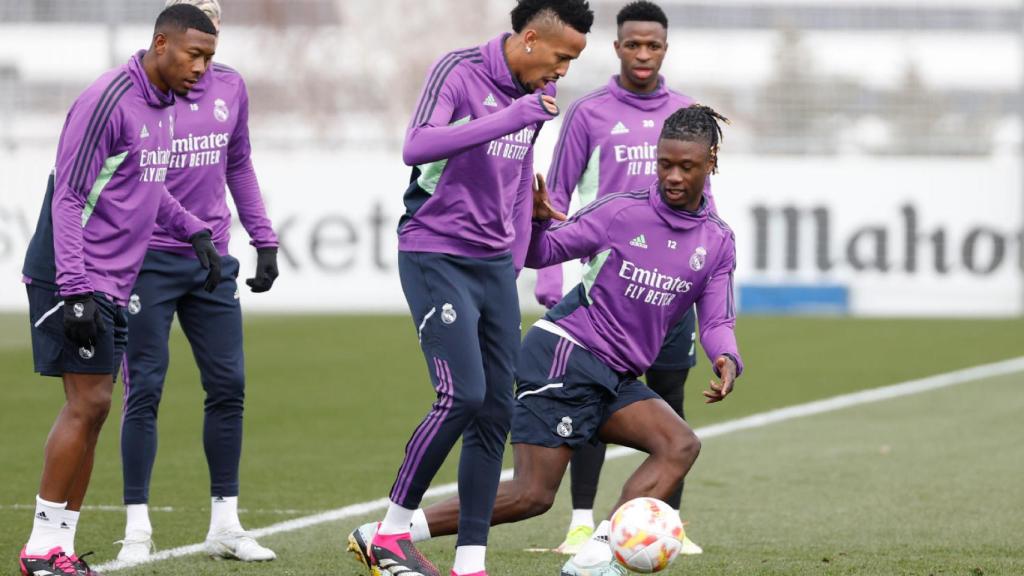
[609,497,684,573]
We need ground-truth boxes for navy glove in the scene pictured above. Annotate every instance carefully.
[245,247,279,293]
[189,231,222,292]
[63,292,103,347]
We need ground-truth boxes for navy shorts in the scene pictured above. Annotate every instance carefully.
[26,282,128,378]
[649,306,697,371]
[511,327,659,449]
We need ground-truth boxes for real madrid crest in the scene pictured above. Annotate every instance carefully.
[556,416,573,438]
[213,98,230,122]
[441,303,457,324]
[128,294,142,315]
[689,246,707,272]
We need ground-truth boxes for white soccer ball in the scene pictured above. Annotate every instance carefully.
[609,497,684,573]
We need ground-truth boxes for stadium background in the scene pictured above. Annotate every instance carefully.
[1,1,1023,575]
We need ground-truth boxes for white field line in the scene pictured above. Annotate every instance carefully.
[95,356,1024,572]
[0,504,321,515]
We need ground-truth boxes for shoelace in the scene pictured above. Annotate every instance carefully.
[51,552,77,574]
[73,551,96,575]
[408,545,439,575]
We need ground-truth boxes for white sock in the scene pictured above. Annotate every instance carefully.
[573,520,612,565]
[570,509,594,530]
[410,508,431,542]
[25,496,68,555]
[57,509,79,556]
[209,496,243,535]
[379,501,415,535]
[452,545,486,575]
[124,504,152,539]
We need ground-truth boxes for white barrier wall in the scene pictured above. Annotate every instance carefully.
[714,155,1023,316]
[1,148,1021,315]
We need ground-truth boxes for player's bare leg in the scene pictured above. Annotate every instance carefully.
[423,443,573,535]
[562,398,700,576]
[597,398,700,513]
[22,373,112,576]
[38,374,113,506]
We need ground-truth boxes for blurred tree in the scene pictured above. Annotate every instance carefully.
[337,0,505,146]
[754,27,840,155]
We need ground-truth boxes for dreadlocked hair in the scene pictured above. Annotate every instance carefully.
[660,104,729,173]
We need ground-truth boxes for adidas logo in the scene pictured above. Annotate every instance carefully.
[611,121,629,135]
[60,521,70,529]
[629,234,648,249]
[140,124,150,139]
[36,511,49,521]
[483,93,498,108]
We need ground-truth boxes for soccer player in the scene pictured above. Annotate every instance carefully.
[351,105,741,576]
[19,5,220,576]
[347,2,592,575]
[115,0,279,564]
[534,0,710,555]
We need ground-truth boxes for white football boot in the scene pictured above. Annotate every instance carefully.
[115,535,155,564]
[204,530,277,561]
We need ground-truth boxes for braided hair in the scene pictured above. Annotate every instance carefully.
[660,104,729,173]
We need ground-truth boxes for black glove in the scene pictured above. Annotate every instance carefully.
[63,292,103,347]
[189,231,222,292]
[245,247,279,293]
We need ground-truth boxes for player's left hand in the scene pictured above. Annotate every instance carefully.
[246,247,279,293]
[704,356,737,403]
[532,174,566,222]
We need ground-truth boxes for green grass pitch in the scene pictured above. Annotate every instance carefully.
[1,313,1023,575]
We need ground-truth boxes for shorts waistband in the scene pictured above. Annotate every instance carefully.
[533,319,587,350]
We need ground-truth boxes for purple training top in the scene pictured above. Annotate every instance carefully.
[397,33,558,266]
[22,50,207,303]
[537,75,716,301]
[526,183,742,378]
[148,62,277,257]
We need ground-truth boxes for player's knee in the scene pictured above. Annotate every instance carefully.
[451,386,487,416]
[205,369,246,398]
[672,428,701,469]
[71,388,113,427]
[204,377,246,412]
[479,395,513,429]
[125,383,163,410]
[512,485,556,519]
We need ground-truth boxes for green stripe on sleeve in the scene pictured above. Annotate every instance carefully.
[81,151,128,227]
[576,146,601,207]
[415,115,471,194]
[582,248,612,303]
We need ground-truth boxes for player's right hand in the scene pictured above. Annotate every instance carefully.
[532,174,567,222]
[512,93,559,125]
[63,292,103,347]
[190,231,223,293]
[539,94,559,115]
